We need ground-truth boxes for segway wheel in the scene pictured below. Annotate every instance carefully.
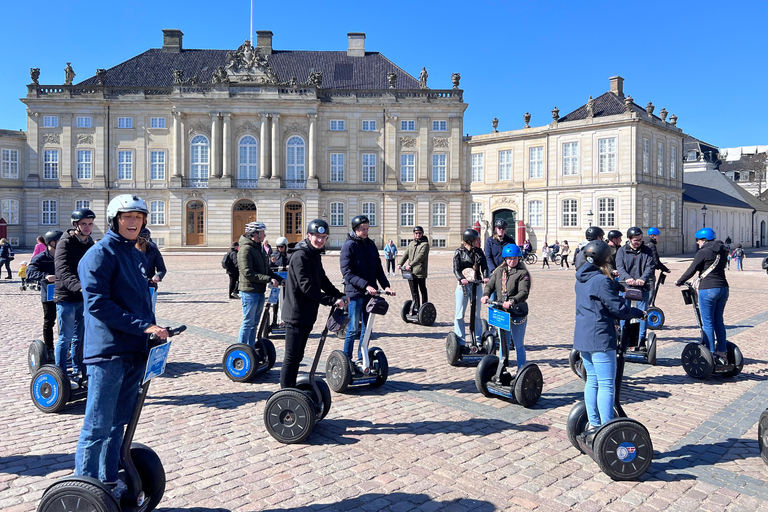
[30,365,70,413]
[482,333,496,356]
[257,337,277,372]
[264,389,317,444]
[646,307,665,330]
[446,332,461,366]
[418,302,437,326]
[758,409,768,465]
[369,347,388,388]
[326,350,352,392]
[720,342,744,378]
[594,420,653,481]
[647,333,657,366]
[569,349,587,382]
[474,354,499,397]
[28,339,48,376]
[38,480,119,512]
[222,344,258,382]
[514,363,543,408]
[129,442,165,511]
[481,318,489,335]
[681,343,714,379]
[401,300,413,323]
[566,401,589,453]
[258,311,271,339]
[296,376,333,421]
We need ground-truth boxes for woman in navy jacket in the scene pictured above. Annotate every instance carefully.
[574,241,644,429]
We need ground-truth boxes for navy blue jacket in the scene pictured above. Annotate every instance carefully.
[574,263,644,352]
[282,239,344,326]
[27,248,56,302]
[484,234,515,274]
[340,232,389,299]
[143,242,167,288]
[78,230,154,363]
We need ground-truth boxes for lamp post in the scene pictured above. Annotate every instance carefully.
[587,209,594,227]
[701,204,707,228]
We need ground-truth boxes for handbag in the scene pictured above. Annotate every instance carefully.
[624,287,644,302]
[401,270,414,281]
[365,296,390,315]
[325,308,350,333]
[691,254,720,292]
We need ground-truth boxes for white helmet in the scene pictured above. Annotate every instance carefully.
[245,221,267,235]
[107,194,149,231]
[276,237,289,247]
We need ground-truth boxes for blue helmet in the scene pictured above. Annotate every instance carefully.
[695,227,715,241]
[648,227,660,236]
[502,244,522,258]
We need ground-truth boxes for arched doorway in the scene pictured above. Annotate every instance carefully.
[232,200,258,243]
[284,201,303,245]
[186,200,205,246]
[492,209,516,230]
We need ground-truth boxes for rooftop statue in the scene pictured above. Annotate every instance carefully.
[225,40,278,84]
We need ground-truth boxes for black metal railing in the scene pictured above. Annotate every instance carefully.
[233,179,259,189]
[181,178,209,188]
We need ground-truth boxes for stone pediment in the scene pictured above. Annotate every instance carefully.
[226,40,279,84]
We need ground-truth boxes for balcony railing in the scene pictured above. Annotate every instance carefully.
[283,179,307,189]
[233,179,259,189]
[182,178,209,188]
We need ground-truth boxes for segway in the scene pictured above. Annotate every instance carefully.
[680,282,743,379]
[475,302,542,407]
[258,268,288,340]
[326,291,392,392]
[30,334,88,413]
[37,325,186,512]
[566,321,653,481]
[28,339,53,376]
[399,270,437,326]
[646,271,667,330]
[264,308,346,444]
[446,279,494,366]
[759,409,768,465]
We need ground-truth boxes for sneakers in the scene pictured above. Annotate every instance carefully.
[108,479,128,500]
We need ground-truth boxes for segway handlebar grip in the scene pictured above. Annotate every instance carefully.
[367,289,394,296]
[149,324,187,342]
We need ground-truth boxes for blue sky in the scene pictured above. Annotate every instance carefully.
[1,0,765,148]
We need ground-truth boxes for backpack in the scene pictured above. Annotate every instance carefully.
[221,254,228,270]
[762,257,768,270]
[735,248,744,258]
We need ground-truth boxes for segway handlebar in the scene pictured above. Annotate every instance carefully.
[367,289,395,296]
[149,324,187,343]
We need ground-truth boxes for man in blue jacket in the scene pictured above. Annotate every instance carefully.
[484,219,515,274]
[340,215,394,361]
[615,226,655,343]
[74,194,168,499]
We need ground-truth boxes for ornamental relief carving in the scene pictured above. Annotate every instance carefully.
[285,123,308,139]
[235,121,260,139]
[400,136,418,148]
[187,123,211,139]
[235,190,254,199]
[42,133,60,145]
[76,134,94,145]
[433,137,449,149]
[491,196,517,210]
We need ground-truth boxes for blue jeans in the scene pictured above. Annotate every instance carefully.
[581,350,617,427]
[56,301,85,377]
[344,296,370,360]
[503,317,527,368]
[734,257,743,270]
[622,289,649,341]
[238,291,266,348]
[75,358,143,482]
[454,284,483,342]
[698,287,729,354]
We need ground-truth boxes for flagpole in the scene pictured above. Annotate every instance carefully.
[250,0,253,43]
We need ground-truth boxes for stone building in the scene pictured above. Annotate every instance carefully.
[11,29,467,249]
[718,145,768,198]
[466,77,684,254]
[0,129,27,244]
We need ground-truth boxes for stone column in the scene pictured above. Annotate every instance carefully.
[222,113,231,178]
[271,113,280,181]
[260,113,269,179]
[61,113,72,188]
[308,114,316,179]
[210,112,221,178]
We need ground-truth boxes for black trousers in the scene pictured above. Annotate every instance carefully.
[386,259,396,273]
[280,323,314,388]
[228,273,239,297]
[408,277,428,313]
[42,301,56,350]
[0,259,10,278]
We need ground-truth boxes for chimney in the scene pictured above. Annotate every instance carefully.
[609,76,624,98]
[256,30,273,56]
[347,33,366,57]
[162,29,183,53]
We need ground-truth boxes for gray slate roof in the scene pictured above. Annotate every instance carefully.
[558,92,650,122]
[77,49,420,90]
[682,183,752,209]
[683,167,768,211]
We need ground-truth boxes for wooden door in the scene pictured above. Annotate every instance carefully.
[284,202,303,245]
[186,201,205,245]
[232,200,258,243]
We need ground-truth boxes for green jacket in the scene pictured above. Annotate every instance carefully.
[398,236,430,278]
[237,235,282,293]
[483,262,530,304]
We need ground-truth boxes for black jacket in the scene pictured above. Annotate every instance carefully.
[340,232,389,299]
[54,229,95,303]
[143,242,166,288]
[270,249,290,270]
[282,239,344,326]
[223,249,239,275]
[676,240,729,290]
[453,245,489,282]
[27,249,56,302]
[645,237,670,273]
[616,243,655,290]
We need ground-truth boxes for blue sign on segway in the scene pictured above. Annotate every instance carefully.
[267,286,280,304]
[46,283,55,302]
[488,307,510,331]
[143,341,172,384]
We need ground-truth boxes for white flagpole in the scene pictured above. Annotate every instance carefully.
[250,0,253,43]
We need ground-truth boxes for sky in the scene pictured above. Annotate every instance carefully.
[1,0,766,148]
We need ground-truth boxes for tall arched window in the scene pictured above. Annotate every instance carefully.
[238,135,259,180]
[190,135,209,180]
[286,136,306,188]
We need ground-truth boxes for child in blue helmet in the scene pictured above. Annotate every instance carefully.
[481,244,531,368]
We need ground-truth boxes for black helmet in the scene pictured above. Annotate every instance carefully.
[43,230,63,245]
[71,208,96,225]
[494,218,508,229]
[351,215,370,231]
[463,228,479,243]
[413,226,424,233]
[607,229,622,241]
[583,240,611,267]
[585,226,605,241]
[139,228,151,241]
[307,219,329,235]
[626,226,643,238]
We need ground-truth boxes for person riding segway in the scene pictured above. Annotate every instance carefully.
[398,226,436,326]
[259,236,290,340]
[605,230,623,275]
[573,226,605,270]
[644,227,670,330]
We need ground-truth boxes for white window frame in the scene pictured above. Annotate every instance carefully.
[43,150,59,179]
[330,202,344,227]
[1,199,19,224]
[671,146,678,179]
[150,117,166,129]
[657,198,664,227]
[191,135,210,180]
[75,200,91,210]
[41,199,57,225]
[118,150,133,180]
[529,146,543,179]
[361,120,377,132]
[76,150,92,180]
[43,116,58,128]
[563,141,579,176]
[361,153,377,182]
[643,138,650,174]
[432,154,447,182]
[150,200,166,225]
[471,202,483,224]
[361,202,377,226]
[400,154,415,182]
[471,153,483,182]
[330,119,345,131]
[400,120,416,131]
[528,200,543,227]
[2,149,19,179]
[598,137,616,174]
[432,120,447,131]
[498,150,512,181]
[562,199,578,227]
[432,202,447,227]
[151,150,166,180]
[118,117,133,129]
[238,136,259,180]
[657,142,665,177]
[330,153,345,182]
[400,202,415,227]
[76,116,92,128]
[598,197,616,227]
[286,136,306,183]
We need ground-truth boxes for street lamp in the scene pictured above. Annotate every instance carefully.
[587,209,594,227]
[701,204,707,228]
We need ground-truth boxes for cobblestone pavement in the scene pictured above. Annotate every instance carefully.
[2,248,768,511]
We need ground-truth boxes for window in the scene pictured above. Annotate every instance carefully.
[562,199,577,227]
[118,117,133,129]
[563,142,579,176]
[671,146,677,178]
[76,116,92,128]
[75,200,90,210]
[43,150,59,179]
[657,198,664,227]
[432,120,447,131]
[498,150,512,180]
[330,153,345,182]
[400,154,415,182]
[238,136,258,180]
[330,119,345,131]
[43,116,58,128]
[150,117,166,129]
[362,120,377,131]
[657,142,664,177]
[471,154,483,182]
[362,153,377,182]
[670,200,677,228]
[432,202,447,227]
[42,199,57,225]
[528,200,543,227]
[471,202,483,224]
[2,149,19,179]
[191,135,210,180]
[76,150,92,179]
[643,139,650,174]
[286,136,306,183]
[599,138,616,173]
[432,154,447,182]
[400,202,415,227]
[330,202,344,226]
[529,147,543,178]
[598,198,616,227]
[400,239,410,248]
[642,197,651,227]
[150,201,166,225]
[118,150,133,180]
[400,120,415,131]
[431,238,446,248]
[1,199,19,224]
[151,151,166,180]
[362,202,377,226]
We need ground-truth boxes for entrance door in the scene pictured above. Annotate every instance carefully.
[492,209,516,229]
[284,201,303,245]
[186,200,205,246]
[232,200,258,243]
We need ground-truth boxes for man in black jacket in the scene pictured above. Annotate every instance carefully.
[27,230,64,360]
[280,219,347,388]
[223,242,239,299]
